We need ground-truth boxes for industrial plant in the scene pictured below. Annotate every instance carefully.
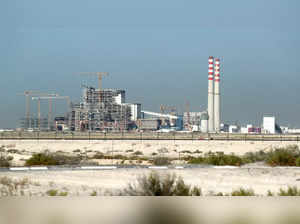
[16,57,290,134]
[16,57,228,133]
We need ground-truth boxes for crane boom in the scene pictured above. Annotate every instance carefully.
[80,72,109,90]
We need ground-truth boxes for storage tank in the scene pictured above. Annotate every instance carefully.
[200,112,209,133]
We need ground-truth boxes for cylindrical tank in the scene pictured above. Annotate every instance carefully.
[200,112,209,133]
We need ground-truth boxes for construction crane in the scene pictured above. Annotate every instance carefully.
[32,96,70,130]
[80,72,109,91]
[80,72,109,104]
[17,91,57,129]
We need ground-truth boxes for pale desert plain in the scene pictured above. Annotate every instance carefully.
[1,139,300,196]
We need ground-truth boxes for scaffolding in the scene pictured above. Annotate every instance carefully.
[19,117,50,130]
[69,87,131,131]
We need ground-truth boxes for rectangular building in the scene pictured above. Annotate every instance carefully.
[263,116,275,134]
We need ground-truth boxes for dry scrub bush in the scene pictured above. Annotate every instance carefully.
[187,145,300,167]
[119,172,202,196]
[0,176,30,196]
[0,154,13,167]
[25,151,82,166]
[90,190,97,196]
[46,189,68,196]
[242,150,268,163]
[231,188,255,196]
[188,151,243,166]
[266,145,300,166]
[278,186,300,196]
[153,157,171,166]
[133,150,143,155]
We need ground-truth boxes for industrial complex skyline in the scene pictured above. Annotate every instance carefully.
[1,0,300,128]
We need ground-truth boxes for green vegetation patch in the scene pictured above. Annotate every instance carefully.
[0,154,13,167]
[188,151,244,166]
[25,152,82,166]
[188,145,300,167]
[231,188,256,196]
[120,172,202,196]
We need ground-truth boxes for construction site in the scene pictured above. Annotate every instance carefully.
[17,57,289,135]
[16,57,291,135]
[17,57,220,133]
[18,72,143,132]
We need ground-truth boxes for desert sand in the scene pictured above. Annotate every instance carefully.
[2,139,300,157]
[1,167,300,196]
[1,140,300,196]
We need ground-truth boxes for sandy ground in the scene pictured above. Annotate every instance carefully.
[2,139,300,156]
[1,167,300,196]
[1,140,300,196]
[1,139,300,166]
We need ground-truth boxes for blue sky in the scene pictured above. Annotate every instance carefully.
[1,0,300,128]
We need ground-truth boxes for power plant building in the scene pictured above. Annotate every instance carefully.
[68,87,140,131]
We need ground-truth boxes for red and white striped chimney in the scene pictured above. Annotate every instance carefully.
[208,56,214,132]
[214,58,220,132]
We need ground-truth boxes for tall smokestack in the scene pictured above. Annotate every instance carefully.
[214,58,220,132]
[208,56,214,132]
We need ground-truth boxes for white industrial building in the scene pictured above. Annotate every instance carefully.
[128,103,141,121]
[263,116,275,134]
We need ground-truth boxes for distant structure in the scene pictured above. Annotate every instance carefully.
[183,112,201,127]
[207,56,222,133]
[214,58,221,132]
[18,91,59,130]
[200,112,209,133]
[263,116,282,134]
[69,86,141,131]
[17,55,227,133]
[207,56,215,132]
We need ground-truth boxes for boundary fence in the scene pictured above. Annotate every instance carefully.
[0,131,300,142]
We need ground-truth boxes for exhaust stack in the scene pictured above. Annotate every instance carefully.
[214,58,220,132]
[208,56,214,132]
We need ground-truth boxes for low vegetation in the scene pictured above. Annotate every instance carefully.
[278,186,300,196]
[119,172,202,196]
[90,190,97,196]
[133,150,143,156]
[188,145,300,167]
[46,189,68,196]
[152,157,171,166]
[25,152,82,166]
[1,173,300,196]
[266,145,300,166]
[92,152,149,161]
[0,154,13,167]
[231,188,256,196]
[0,176,30,196]
[20,145,300,167]
[188,151,244,166]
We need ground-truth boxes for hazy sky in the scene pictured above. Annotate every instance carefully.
[1,0,300,128]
